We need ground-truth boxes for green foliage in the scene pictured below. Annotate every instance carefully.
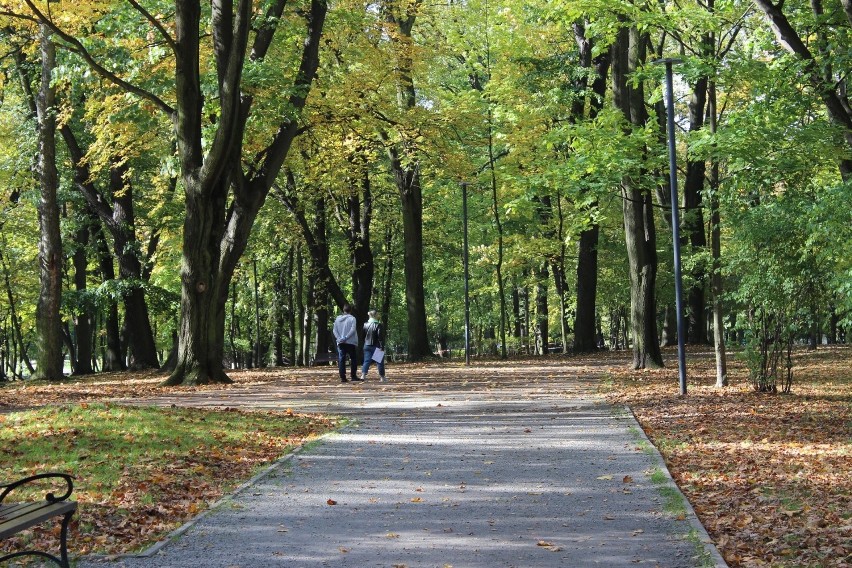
[1,0,851,370]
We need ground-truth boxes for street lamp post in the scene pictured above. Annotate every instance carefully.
[462,182,471,366]
[654,58,688,396]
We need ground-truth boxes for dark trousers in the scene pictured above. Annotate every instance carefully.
[337,343,357,380]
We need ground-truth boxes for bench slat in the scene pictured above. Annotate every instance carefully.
[0,501,77,540]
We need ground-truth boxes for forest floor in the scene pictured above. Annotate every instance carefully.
[1,345,850,567]
[601,345,851,568]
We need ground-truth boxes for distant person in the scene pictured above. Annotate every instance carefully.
[333,304,359,383]
[361,309,387,382]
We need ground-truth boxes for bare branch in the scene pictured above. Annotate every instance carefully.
[125,0,177,53]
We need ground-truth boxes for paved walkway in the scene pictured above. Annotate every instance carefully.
[80,361,726,568]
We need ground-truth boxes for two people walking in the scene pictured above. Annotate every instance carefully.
[332,304,386,383]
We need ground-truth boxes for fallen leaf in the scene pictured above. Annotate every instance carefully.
[536,540,562,551]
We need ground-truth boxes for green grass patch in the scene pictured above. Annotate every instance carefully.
[685,528,716,568]
[0,403,338,556]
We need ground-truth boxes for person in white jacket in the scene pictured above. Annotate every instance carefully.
[332,304,360,382]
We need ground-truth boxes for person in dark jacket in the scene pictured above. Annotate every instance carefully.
[361,310,387,382]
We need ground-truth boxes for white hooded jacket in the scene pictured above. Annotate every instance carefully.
[333,313,358,346]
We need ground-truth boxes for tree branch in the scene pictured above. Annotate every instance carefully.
[254,0,327,188]
[125,0,177,52]
[251,0,288,61]
[22,0,175,116]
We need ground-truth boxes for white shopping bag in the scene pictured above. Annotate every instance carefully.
[371,348,385,363]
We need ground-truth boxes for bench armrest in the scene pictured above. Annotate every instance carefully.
[0,473,74,504]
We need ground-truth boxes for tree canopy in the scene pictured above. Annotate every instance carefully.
[0,0,849,389]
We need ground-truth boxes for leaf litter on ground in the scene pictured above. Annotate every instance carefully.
[0,401,337,559]
[599,345,851,568]
[1,348,849,567]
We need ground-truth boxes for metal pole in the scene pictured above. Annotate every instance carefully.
[662,59,688,395]
[462,182,471,366]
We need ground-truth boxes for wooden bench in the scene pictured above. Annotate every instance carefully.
[310,351,337,366]
[0,473,77,568]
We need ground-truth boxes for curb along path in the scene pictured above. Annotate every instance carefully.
[81,362,726,568]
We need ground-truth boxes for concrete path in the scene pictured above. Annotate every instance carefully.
[79,361,725,568]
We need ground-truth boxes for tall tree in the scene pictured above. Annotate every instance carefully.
[277,168,347,356]
[32,24,63,380]
[20,0,328,383]
[753,0,852,180]
[611,21,663,369]
[334,159,375,331]
[572,19,610,353]
[62,131,160,369]
[381,0,431,360]
[68,221,93,375]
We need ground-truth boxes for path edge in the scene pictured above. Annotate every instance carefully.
[624,405,729,568]
[81,430,340,563]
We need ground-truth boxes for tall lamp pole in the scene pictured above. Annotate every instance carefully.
[655,58,688,396]
[462,182,471,366]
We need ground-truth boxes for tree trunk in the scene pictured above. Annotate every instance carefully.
[278,172,348,309]
[660,303,677,347]
[111,161,159,369]
[0,248,35,376]
[160,331,179,373]
[287,247,297,365]
[487,111,508,360]
[273,247,293,366]
[228,282,238,368]
[310,197,333,358]
[384,5,430,361]
[828,303,838,344]
[165,180,234,385]
[512,285,522,338]
[58,118,159,370]
[396,164,430,360]
[71,224,94,375]
[708,79,728,386]
[253,257,263,366]
[612,24,663,369]
[683,47,710,344]
[92,223,124,371]
[380,227,394,340]
[296,247,314,365]
[574,222,600,352]
[535,263,548,355]
[162,0,326,384]
[33,25,64,381]
[572,20,609,354]
[551,197,570,353]
[343,169,374,337]
[523,284,531,353]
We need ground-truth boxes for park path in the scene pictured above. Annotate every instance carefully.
[80,360,726,568]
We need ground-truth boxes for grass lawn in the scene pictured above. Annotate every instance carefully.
[1,402,338,558]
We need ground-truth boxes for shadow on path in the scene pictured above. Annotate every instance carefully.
[80,360,725,568]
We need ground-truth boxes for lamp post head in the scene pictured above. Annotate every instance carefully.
[651,58,684,66]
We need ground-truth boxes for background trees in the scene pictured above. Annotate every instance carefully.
[0,0,848,385]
